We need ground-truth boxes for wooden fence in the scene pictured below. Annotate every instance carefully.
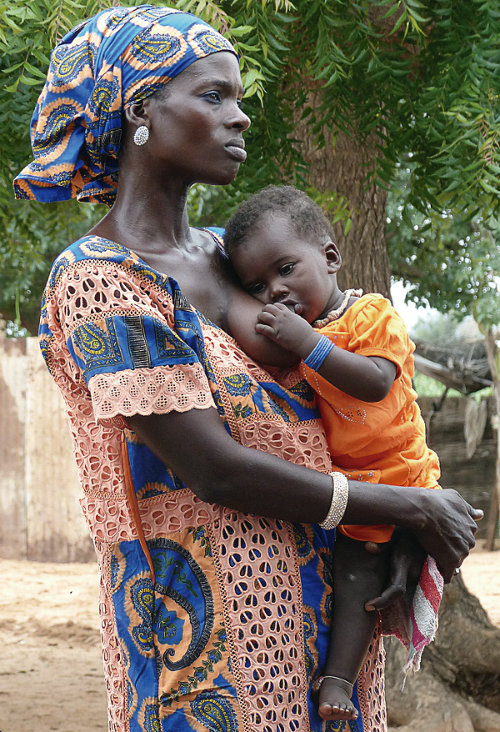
[0,331,93,562]
[0,331,496,562]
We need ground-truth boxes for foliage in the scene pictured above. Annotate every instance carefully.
[412,372,463,399]
[387,164,499,332]
[1,0,499,331]
[411,310,464,344]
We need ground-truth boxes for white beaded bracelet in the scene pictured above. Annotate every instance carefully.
[319,472,349,530]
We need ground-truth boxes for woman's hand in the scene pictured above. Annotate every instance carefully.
[408,488,482,584]
[343,483,482,585]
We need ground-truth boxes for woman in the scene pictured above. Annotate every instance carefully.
[14,6,480,731]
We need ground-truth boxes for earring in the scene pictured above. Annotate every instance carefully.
[133,125,149,146]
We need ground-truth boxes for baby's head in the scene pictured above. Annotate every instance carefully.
[224,185,342,323]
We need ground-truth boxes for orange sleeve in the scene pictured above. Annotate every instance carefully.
[343,294,413,379]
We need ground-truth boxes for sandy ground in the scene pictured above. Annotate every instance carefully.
[1,547,499,732]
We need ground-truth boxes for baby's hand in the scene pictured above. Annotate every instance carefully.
[255,303,316,355]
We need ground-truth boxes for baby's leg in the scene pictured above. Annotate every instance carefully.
[316,533,389,721]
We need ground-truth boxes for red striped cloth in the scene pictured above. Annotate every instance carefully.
[380,555,444,675]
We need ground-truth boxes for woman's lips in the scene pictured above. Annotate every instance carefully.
[224,143,247,162]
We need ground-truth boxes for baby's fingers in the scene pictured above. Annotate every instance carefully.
[365,583,406,612]
[255,322,279,340]
[257,310,277,326]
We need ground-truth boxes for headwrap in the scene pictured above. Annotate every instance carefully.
[13,5,237,205]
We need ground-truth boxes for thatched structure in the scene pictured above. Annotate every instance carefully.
[414,338,492,395]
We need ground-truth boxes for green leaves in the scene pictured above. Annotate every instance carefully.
[1,0,498,331]
[387,165,499,330]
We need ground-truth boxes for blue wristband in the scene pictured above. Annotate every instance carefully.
[303,335,334,371]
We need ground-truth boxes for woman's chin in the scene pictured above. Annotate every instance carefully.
[197,165,242,188]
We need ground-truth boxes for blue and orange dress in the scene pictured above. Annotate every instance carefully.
[39,234,387,732]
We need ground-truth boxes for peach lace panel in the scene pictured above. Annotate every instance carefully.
[210,511,308,732]
[80,491,222,545]
[51,371,128,497]
[358,624,387,732]
[240,420,330,472]
[93,544,130,732]
[203,325,331,473]
[49,260,174,335]
[89,364,214,421]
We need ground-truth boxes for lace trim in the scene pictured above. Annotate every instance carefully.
[89,364,214,420]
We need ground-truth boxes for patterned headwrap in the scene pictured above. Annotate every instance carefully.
[13,5,237,205]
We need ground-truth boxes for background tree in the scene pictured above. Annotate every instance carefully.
[1,0,498,330]
[1,1,499,727]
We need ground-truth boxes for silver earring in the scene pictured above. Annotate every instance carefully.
[133,125,149,146]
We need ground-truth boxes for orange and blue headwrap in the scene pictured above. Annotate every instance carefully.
[13,5,237,205]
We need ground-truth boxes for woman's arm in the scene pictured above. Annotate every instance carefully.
[128,406,482,583]
[225,287,299,368]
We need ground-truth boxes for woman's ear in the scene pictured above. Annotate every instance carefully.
[324,241,342,273]
[124,100,147,128]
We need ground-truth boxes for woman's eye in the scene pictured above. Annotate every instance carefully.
[204,91,221,103]
[280,263,294,276]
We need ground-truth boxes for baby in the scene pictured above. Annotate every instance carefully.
[223,185,441,722]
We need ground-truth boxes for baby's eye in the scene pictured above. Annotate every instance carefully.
[280,263,294,276]
[249,282,265,295]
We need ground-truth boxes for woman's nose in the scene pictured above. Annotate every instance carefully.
[229,104,251,131]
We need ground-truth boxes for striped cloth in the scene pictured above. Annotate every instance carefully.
[381,555,444,676]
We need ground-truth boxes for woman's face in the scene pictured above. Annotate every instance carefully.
[143,52,251,186]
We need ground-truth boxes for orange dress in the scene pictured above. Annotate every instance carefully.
[303,293,441,543]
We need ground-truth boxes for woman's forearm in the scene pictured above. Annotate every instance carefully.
[342,481,428,531]
[128,406,480,583]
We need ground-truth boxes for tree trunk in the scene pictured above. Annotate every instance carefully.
[385,573,500,731]
[483,328,499,551]
[292,99,391,299]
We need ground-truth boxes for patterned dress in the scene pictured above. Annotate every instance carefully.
[40,233,387,732]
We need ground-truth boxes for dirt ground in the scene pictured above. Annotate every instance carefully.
[1,547,499,732]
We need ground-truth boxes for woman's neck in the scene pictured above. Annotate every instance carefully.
[91,181,193,257]
[89,179,233,326]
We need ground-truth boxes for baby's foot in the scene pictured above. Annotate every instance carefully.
[313,675,358,721]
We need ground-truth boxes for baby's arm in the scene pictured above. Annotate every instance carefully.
[256,303,397,402]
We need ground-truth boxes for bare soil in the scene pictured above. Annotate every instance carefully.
[1,547,498,731]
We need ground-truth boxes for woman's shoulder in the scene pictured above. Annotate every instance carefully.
[46,234,170,292]
[50,234,137,271]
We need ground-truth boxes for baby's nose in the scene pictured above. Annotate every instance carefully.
[271,285,288,303]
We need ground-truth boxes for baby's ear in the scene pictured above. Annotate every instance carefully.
[324,241,342,273]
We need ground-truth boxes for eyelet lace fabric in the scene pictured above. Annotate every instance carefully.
[90,364,214,420]
[41,237,387,731]
[358,623,387,731]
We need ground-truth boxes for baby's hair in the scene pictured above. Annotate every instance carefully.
[224,185,335,257]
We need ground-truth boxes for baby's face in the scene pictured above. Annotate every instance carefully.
[230,211,336,323]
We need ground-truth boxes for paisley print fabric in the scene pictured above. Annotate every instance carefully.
[40,231,387,731]
[13,5,236,205]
